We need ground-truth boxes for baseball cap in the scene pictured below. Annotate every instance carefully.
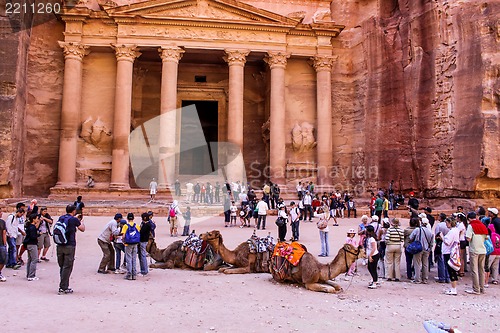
[127,212,134,220]
[488,207,498,215]
[114,213,123,220]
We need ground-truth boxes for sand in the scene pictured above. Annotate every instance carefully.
[1,213,498,333]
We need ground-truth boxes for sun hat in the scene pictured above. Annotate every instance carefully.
[347,228,356,234]
[488,207,498,215]
[371,215,379,221]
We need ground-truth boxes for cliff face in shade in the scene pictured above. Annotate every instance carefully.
[0,0,498,198]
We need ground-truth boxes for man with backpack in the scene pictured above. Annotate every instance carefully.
[96,213,122,274]
[122,213,141,280]
[169,200,181,237]
[55,205,85,294]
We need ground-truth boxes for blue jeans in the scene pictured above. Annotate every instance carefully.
[436,253,450,282]
[138,242,149,275]
[125,244,138,278]
[114,242,125,269]
[7,237,17,266]
[405,249,414,279]
[319,230,329,256]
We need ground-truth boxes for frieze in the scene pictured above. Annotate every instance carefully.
[223,49,250,66]
[58,41,90,61]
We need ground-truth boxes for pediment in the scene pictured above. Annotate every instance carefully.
[107,0,299,26]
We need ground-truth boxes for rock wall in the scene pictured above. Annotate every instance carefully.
[330,0,500,198]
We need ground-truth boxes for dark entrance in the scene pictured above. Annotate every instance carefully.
[179,100,218,175]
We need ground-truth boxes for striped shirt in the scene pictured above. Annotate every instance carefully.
[386,226,404,245]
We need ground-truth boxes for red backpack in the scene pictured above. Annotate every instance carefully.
[488,224,500,250]
[169,207,176,218]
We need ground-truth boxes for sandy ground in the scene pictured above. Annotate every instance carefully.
[1,212,498,333]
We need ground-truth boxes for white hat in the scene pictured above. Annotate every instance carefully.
[418,213,427,219]
[488,207,498,215]
[347,228,356,234]
[382,217,389,223]
[421,217,429,225]
[371,215,379,221]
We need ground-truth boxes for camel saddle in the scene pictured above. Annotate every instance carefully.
[182,234,208,269]
[270,242,307,282]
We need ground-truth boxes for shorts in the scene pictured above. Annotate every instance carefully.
[16,234,25,246]
[170,216,178,229]
[0,245,7,265]
[38,233,51,249]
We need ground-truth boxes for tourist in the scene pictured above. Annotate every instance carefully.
[262,182,271,207]
[86,175,95,188]
[5,208,24,270]
[113,219,127,274]
[73,197,85,218]
[223,194,231,227]
[374,194,384,221]
[366,225,380,289]
[344,228,359,280]
[194,182,201,202]
[0,206,7,282]
[174,179,181,197]
[182,207,192,236]
[289,201,300,241]
[271,183,280,210]
[214,182,221,203]
[407,191,419,218]
[169,200,181,237]
[385,218,404,282]
[149,178,158,201]
[347,198,357,218]
[147,211,157,237]
[239,190,248,207]
[15,203,27,265]
[27,199,39,216]
[434,213,450,283]
[337,198,346,219]
[256,197,269,230]
[442,217,460,295]
[23,214,40,281]
[486,222,500,285]
[200,183,206,203]
[298,198,305,222]
[122,213,140,280]
[57,204,85,294]
[464,212,488,294]
[97,213,122,274]
[358,215,369,249]
[455,212,467,276]
[302,190,313,222]
[488,207,500,233]
[383,195,389,218]
[207,182,214,204]
[316,207,329,257]
[185,182,194,202]
[369,192,376,216]
[229,201,238,227]
[296,181,303,200]
[378,218,390,279]
[404,218,419,280]
[409,217,434,284]
[139,213,152,277]
[277,204,288,242]
[37,207,53,262]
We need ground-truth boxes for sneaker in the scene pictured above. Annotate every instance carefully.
[464,289,480,295]
[64,288,74,294]
[0,275,6,282]
[394,279,400,282]
[484,284,489,288]
[27,277,39,281]
[344,275,352,281]
[444,289,457,296]
[12,264,21,270]
[114,269,126,274]
[368,283,377,289]
[97,270,109,274]
[41,257,49,262]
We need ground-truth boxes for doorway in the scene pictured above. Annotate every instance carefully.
[179,100,218,175]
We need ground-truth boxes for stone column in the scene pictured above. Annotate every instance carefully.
[56,42,89,187]
[264,52,290,185]
[311,55,334,186]
[158,46,184,187]
[110,44,141,190]
[223,49,249,182]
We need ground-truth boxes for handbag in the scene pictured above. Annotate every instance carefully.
[484,236,494,255]
[275,217,285,227]
[448,242,461,271]
[407,228,423,254]
[317,219,328,230]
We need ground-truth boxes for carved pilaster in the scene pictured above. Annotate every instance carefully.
[158,46,185,63]
[310,55,336,72]
[223,49,250,66]
[112,44,141,62]
[58,41,90,61]
[264,51,290,69]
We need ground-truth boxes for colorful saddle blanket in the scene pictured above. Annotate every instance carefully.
[182,234,208,269]
[272,241,307,266]
[247,234,276,253]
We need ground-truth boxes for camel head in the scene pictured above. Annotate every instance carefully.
[200,230,223,246]
[339,243,365,266]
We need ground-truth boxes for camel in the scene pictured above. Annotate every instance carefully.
[146,236,222,270]
[200,230,271,274]
[270,243,365,293]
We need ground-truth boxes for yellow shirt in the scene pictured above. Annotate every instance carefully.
[383,198,389,210]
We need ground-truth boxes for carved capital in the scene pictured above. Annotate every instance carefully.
[310,55,337,72]
[58,41,90,61]
[158,46,184,63]
[223,49,250,66]
[264,52,290,69]
[112,44,141,63]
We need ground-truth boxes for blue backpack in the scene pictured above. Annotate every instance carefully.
[53,215,71,245]
[124,223,140,244]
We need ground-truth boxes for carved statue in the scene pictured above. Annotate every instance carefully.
[292,122,317,153]
[80,116,112,149]
[261,118,270,163]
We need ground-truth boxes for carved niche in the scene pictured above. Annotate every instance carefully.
[80,117,112,149]
[292,122,317,153]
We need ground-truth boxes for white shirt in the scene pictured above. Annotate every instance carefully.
[457,221,466,241]
[6,214,20,238]
[296,184,302,192]
[149,181,158,191]
[278,210,288,222]
[367,236,379,256]
[443,227,460,254]
[230,205,238,216]
[289,207,300,222]
[186,182,193,193]
[303,194,312,205]
[256,201,269,215]
[315,212,329,232]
